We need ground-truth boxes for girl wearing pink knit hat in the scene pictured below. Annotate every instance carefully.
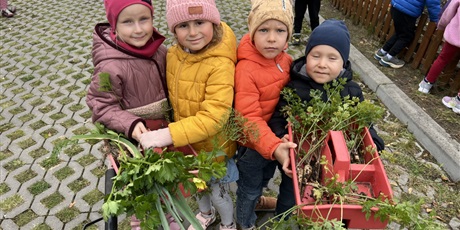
[139,0,238,229]
[86,0,173,228]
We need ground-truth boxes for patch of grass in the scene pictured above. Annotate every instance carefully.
[21,93,35,100]
[30,120,47,130]
[30,80,43,87]
[68,178,90,192]
[28,180,51,195]
[18,138,37,149]
[32,223,53,230]
[49,112,66,121]
[0,194,24,212]
[19,114,36,123]
[0,150,13,161]
[9,106,26,115]
[41,192,65,209]
[64,144,84,157]
[40,128,58,138]
[58,97,74,105]
[55,207,79,223]
[53,166,75,181]
[29,98,45,107]
[13,209,38,227]
[76,154,97,167]
[79,111,92,120]
[11,87,26,94]
[40,156,62,170]
[0,183,11,195]
[72,73,86,80]
[61,119,78,128]
[71,222,98,230]
[29,147,49,159]
[0,122,14,133]
[66,85,81,92]
[72,126,91,135]
[56,79,70,86]
[6,129,25,140]
[68,104,85,112]
[38,104,56,113]
[83,189,104,206]
[47,74,60,81]
[14,169,38,183]
[75,90,87,98]
[20,75,35,82]
[2,82,17,89]
[91,166,106,178]
[3,159,25,172]
[0,100,16,108]
[48,91,64,99]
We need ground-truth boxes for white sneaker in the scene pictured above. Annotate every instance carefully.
[442,96,460,114]
[188,207,216,230]
[418,79,433,93]
[219,222,237,230]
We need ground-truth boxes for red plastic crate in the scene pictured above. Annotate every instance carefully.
[289,126,393,229]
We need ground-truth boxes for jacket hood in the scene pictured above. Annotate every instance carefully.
[291,56,353,87]
[169,22,237,64]
[92,23,165,66]
[237,33,287,67]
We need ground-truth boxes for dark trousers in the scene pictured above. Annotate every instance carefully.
[235,146,295,228]
[382,7,417,57]
[294,0,321,33]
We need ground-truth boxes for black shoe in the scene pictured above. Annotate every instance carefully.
[292,34,301,46]
[1,9,14,18]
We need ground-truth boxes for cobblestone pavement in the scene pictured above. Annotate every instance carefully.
[1,0,459,230]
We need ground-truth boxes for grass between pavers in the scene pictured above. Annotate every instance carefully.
[76,154,97,167]
[0,183,11,195]
[15,169,38,183]
[55,207,79,223]
[53,166,75,181]
[32,223,52,230]
[28,180,51,195]
[13,209,38,227]
[3,159,25,172]
[83,189,104,206]
[41,192,65,209]
[68,178,90,192]
[0,150,13,161]
[0,194,24,212]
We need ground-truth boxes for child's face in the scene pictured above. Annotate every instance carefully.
[253,19,288,60]
[306,45,344,84]
[174,20,214,53]
[116,4,153,48]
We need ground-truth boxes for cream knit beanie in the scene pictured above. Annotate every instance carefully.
[247,0,294,41]
[166,0,221,33]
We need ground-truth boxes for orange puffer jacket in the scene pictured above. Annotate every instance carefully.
[234,34,292,160]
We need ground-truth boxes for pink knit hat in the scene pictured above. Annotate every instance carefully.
[166,0,221,32]
[104,0,154,31]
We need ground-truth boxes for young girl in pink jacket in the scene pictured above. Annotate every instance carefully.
[417,0,460,114]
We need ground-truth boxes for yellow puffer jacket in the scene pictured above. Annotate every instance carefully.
[166,22,237,161]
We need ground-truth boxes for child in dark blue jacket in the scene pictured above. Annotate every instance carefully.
[270,19,385,152]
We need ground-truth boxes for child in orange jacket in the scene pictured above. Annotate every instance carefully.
[234,0,297,229]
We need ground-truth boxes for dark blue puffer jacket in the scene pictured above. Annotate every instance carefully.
[391,0,441,22]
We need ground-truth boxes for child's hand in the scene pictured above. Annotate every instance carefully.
[273,141,297,178]
[131,122,148,142]
[139,128,173,149]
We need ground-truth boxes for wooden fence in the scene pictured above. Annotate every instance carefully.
[330,0,460,94]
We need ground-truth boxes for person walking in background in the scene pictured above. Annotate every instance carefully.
[292,0,321,45]
[139,0,238,229]
[1,0,16,17]
[418,0,460,96]
[234,0,297,229]
[374,0,440,69]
